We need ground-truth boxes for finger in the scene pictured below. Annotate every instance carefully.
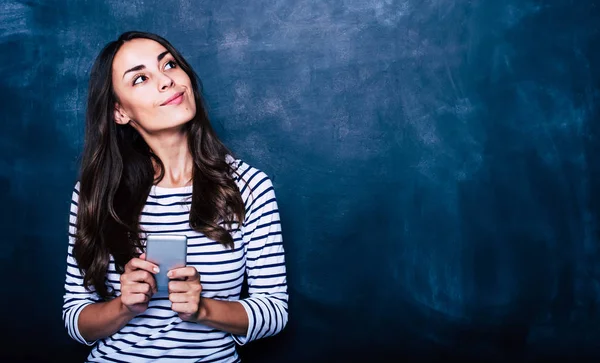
[135,270,158,293]
[121,282,156,297]
[171,302,197,315]
[169,281,202,296]
[124,282,153,296]
[122,292,150,305]
[125,257,160,275]
[122,269,152,283]
[167,266,199,281]
[122,270,157,292]
[168,280,188,293]
[168,292,189,304]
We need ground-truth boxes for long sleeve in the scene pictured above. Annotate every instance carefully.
[61,182,101,346]
[233,170,289,345]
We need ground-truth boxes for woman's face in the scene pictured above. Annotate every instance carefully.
[111,38,196,134]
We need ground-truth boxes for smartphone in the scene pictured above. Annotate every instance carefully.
[145,234,188,293]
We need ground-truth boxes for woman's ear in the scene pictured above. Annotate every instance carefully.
[114,104,130,125]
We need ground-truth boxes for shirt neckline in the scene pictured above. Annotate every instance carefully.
[148,155,239,197]
[150,184,193,196]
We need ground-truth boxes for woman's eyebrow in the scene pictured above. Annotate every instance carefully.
[122,50,171,79]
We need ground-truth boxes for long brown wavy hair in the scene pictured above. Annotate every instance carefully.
[73,31,245,299]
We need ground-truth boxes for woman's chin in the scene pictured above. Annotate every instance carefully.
[161,113,195,129]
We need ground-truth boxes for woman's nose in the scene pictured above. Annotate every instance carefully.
[159,74,174,90]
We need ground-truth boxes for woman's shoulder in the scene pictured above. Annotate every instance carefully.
[226,155,274,195]
[70,181,81,200]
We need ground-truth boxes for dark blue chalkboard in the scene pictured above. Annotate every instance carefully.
[1,0,599,361]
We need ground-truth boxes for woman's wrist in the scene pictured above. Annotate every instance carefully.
[115,295,139,321]
[188,298,248,336]
[195,298,209,323]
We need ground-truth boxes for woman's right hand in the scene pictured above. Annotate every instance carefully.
[119,253,159,315]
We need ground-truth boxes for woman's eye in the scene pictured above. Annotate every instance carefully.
[164,60,177,70]
[133,75,147,85]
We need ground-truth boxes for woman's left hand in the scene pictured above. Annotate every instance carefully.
[168,267,203,322]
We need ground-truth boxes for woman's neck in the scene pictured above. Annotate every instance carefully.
[146,130,194,188]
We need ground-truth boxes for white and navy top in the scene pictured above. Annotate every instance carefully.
[62,158,288,362]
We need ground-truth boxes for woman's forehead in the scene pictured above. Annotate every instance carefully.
[113,38,169,71]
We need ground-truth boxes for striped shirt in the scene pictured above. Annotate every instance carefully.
[62,158,288,362]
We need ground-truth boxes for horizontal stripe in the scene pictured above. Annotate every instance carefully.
[148,192,192,199]
[249,282,287,289]
[247,251,285,262]
[141,210,189,217]
[247,238,283,251]
[145,200,191,207]
[94,341,235,360]
[244,209,278,226]
[201,281,244,293]
[140,219,190,226]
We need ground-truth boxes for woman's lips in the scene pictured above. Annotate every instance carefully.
[161,92,185,106]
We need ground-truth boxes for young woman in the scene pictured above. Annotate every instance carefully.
[62,31,288,362]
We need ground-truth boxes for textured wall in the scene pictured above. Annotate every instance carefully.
[1,0,599,361]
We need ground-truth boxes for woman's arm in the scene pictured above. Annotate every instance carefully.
[231,170,289,344]
[78,253,160,341]
[63,183,103,346]
[166,270,250,336]
[77,296,136,341]
[63,183,158,344]
[195,298,249,336]
[164,266,250,336]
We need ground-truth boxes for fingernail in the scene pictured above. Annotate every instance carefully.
[167,271,172,278]
[154,267,160,273]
